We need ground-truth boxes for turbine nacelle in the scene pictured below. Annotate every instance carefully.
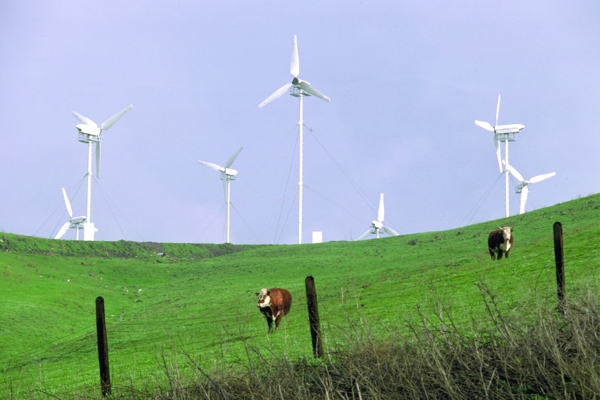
[75,124,102,136]
[495,124,525,135]
[258,35,330,108]
[515,182,528,193]
[73,105,132,137]
[475,95,525,173]
[474,121,525,135]
[70,216,87,224]
[221,168,238,179]
[372,220,383,230]
[357,193,400,240]
[198,146,242,182]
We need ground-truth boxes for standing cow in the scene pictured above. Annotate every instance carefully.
[256,288,292,333]
[488,226,514,260]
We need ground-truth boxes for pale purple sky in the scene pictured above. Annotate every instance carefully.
[1,1,598,244]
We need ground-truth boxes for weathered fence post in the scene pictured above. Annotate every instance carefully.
[553,222,566,315]
[96,296,111,396]
[305,276,323,358]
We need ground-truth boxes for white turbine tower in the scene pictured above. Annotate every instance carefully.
[475,94,525,217]
[72,104,132,241]
[357,194,400,240]
[198,147,243,244]
[55,188,86,240]
[503,161,556,214]
[259,34,330,244]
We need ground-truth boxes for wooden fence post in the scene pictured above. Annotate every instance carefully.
[553,222,566,315]
[305,276,323,358]
[96,296,111,397]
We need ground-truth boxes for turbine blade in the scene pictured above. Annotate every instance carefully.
[357,229,372,241]
[72,112,97,127]
[529,172,556,184]
[494,134,502,173]
[520,186,529,214]
[378,193,384,223]
[382,225,399,236]
[55,222,70,240]
[474,120,494,132]
[495,94,501,128]
[224,146,243,168]
[258,83,292,108]
[505,162,524,182]
[62,188,73,218]
[298,81,330,102]
[291,35,299,77]
[95,142,101,178]
[198,160,223,172]
[100,104,132,130]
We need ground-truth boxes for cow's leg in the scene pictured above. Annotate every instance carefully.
[273,310,282,330]
[498,250,503,260]
[489,248,496,260]
[505,249,510,259]
[261,308,274,333]
[273,310,283,331]
[266,315,273,333]
[271,310,280,322]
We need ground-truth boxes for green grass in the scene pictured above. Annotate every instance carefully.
[1,194,599,397]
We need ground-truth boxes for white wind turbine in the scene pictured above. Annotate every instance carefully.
[475,94,525,217]
[259,35,330,244]
[503,161,556,214]
[72,105,132,241]
[357,194,400,240]
[198,147,243,244]
[55,188,86,240]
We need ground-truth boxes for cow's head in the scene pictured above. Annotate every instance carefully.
[498,226,513,241]
[256,288,271,308]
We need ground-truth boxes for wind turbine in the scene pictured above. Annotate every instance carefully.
[55,188,87,240]
[198,147,243,243]
[259,35,330,244]
[357,194,400,240]
[72,104,132,241]
[475,94,525,217]
[503,161,556,214]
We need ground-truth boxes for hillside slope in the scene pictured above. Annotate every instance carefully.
[1,194,599,396]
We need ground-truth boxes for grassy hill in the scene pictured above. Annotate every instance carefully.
[1,193,599,398]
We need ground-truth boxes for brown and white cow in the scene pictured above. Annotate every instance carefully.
[488,226,514,260]
[256,288,292,333]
